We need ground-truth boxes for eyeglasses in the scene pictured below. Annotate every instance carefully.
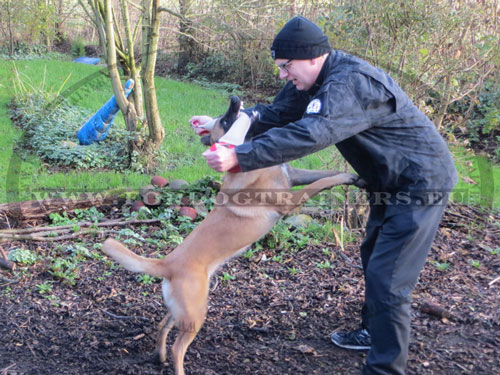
[277,59,293,73]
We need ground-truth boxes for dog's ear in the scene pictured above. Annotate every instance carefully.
[200,96,242,146]
[219,96,241,133]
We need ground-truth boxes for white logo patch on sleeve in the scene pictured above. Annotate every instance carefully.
[306,99,322,114]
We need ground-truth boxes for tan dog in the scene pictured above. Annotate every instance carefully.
[102,97,364,375]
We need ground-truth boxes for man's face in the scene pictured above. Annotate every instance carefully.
[275,58,318,91]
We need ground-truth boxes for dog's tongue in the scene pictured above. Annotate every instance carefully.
[218,113,251,146]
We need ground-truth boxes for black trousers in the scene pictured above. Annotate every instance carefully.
[360,194,448,375]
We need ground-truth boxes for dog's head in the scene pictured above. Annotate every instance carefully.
[200,96,242,146]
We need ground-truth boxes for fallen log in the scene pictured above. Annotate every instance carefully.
[0,193,126,228]
[0,246,15,271]
[0,258,15,271]
[0,218,162,242]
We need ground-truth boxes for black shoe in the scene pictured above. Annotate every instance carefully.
[331,328,371,350]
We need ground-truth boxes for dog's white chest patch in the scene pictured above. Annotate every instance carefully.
[162,279,180,317]
[306,98,322,114]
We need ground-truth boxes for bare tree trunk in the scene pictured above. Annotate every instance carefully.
[104,0,138,137]
[43,0,52,49]
[80,0,109,61]
[80,0,164,155]
[434,74,451,130]
[6,0,15,56]
[120,0,145,126]
[177,0,199,74]
[142,0,164,146]
[435,19,471,130]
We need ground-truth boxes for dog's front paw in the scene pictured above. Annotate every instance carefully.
[353,176,367,189]
[341,173,362,186]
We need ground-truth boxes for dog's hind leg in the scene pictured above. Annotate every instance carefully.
[169,274,209,375]
[172,329,199,375]
[278,173,360,215]
[285,165,366,188]
[286,165,344,186]
[154,313,175,363]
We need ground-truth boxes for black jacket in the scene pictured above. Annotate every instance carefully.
[236,51,458,196]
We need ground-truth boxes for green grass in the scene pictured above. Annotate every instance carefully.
[0,62,23,203]
[0,59,230,202]
[0,58,340,203]
[0,58,499,211]
[451,146,500,209]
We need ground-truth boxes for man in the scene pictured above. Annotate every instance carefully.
[193,16,458,375]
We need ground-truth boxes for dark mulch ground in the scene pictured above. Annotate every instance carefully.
[1,203,499,375]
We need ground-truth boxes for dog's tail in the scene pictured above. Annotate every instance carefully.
[102,238,168,279]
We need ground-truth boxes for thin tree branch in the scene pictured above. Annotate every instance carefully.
[124,0,143,12]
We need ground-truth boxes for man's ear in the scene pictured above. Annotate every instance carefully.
[311,53,328,66]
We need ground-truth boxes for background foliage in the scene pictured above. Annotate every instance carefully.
[11,94,135,170]
[1,0,498,142]
[0,0,499,206]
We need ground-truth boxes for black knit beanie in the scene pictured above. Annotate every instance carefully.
[271,16,331,60]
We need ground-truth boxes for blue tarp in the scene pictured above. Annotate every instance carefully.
[73,57,101,65]
[77,79,134,145]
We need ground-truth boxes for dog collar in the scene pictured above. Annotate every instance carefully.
[210,142,242,173]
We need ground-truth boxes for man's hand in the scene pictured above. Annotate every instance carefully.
[202,144,239,172]
[190,115,214,136]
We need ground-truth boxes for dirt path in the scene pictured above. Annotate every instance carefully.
[1,204,499,374]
